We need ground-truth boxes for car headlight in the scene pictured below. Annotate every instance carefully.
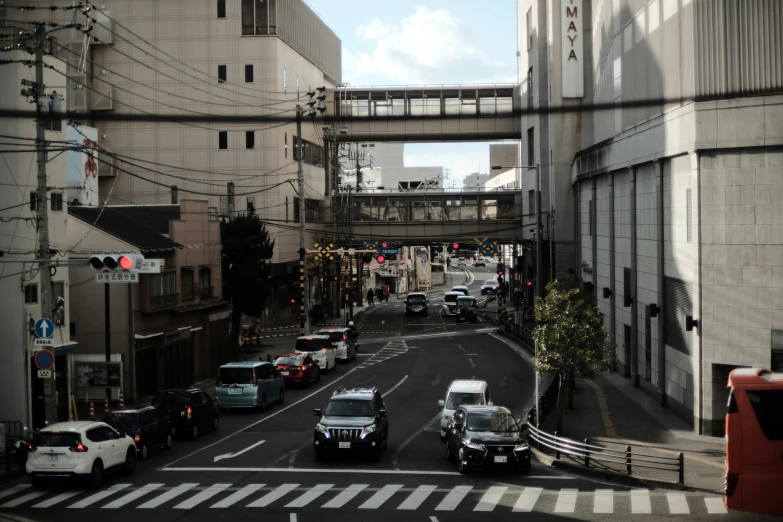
[315,423,330,438]
[464,440,486,451]
[514,442,530,451]
[360,424,376,439]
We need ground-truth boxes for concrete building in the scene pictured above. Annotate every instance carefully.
[0,29,75,430]
[489,143,521,180]
[519,0,783,435]
[339,142,443,192]
[463,172,490,190]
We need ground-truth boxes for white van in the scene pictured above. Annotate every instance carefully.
[437,380,492,439]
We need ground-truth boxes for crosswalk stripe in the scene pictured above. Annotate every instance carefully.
[358,484,403,509]
[434,485,472,511]
[630,489,651,514]
[473,486,507,512]
[210,484,266,508]
[0,491,47,508]
[174,483,232,509]
[69,484,131,509]
[704,497,728,514]
[247,483,299,508]
[0,485,29,501]
[103,483,164,509]
[397,485,437,510]
[593,489,613,514]
[554,488,578,513]
[285,484,334,508]
[666,492,690,514]
[512,487,542,512]
[33,490,83,508]
[137,483,198,509]
[322,484,369,508]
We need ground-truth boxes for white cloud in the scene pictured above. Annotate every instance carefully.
[343,6,509,85]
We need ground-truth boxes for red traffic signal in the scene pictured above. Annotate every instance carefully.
[118,255,134,270]
[290,298,297,304]
[526,281,533,287]
[376,255,386,264]
[497,269,504,276]
[452,243,459,249]
[381,242,388,248]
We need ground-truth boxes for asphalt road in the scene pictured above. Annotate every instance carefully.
[0,267,775,522]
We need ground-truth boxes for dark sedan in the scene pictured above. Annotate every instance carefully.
[445,405,530,474]
[103,406,172,460]
[152,388,219,440]
[274,353,320,387]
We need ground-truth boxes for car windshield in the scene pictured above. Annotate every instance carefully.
[324,399,374,417]
[457,298,475,309]
[153,391,188,410]
[452,288,468,295]
[408,295,426,304]
[484,280,497,286]
[34,431,81,447]
[219,367,254,385]
[318,331,344,343]
[102,413,138,435]
[274,356,303,366]
[444,294,458,303]
[467,412,519,432]
[445,392,484,410]
[296,338,325,352]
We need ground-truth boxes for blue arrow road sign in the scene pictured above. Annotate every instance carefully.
[34,318,54,339]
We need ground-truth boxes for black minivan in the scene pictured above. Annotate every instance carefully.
[152,388,219,440]
[103,406,172,459]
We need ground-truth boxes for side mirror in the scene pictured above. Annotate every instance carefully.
[379,408,387,417]
[313,409,322,417]
[437,400,445,408]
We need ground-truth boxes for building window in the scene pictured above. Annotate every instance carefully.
[245,64,253,83]
[218,131,228,150]
[247,197,255,215]
[199,268,212,299]
[217,0,226,18]
[51,281,65,325]
[664,276,693,356]
[29,191,38,211]
[51,192,63,212]
[527,67,533,102]
[292,135,324,167]
[149,271,177,308]
[284,133,288,158]
[242,0,276,35]
[686,188,693,242]
[24,283,38,304]
[218,65,227,83]
[527,127,535,166]
[246,130,255,149]
[181,267,194,301]
[526,7,533,50]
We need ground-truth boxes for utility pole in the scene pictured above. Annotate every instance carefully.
[296,105,309,334]
[535,164,544,300]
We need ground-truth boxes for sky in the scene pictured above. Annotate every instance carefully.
[305,0,519,188]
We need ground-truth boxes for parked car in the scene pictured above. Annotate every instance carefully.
[274,353,320,387]
[480,279,499,295]
[451,285,470,296]
[456,295,479,323]
[316,327,357,362]
[445,405,530,474]
[25,421,136,488]
[474,259,486,267]
[295,335,337,372]
[439,291,462,316]
[215,361,285,412]
[438,380,492,439]
[152,388,219,440]
[405,292,429,316]
[102,406,172,460]
[313,387,389,461]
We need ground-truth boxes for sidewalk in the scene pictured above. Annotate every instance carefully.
[537,372,726,493]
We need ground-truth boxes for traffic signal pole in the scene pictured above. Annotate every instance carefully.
[104,284,111,403]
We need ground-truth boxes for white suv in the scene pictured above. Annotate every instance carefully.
[438,380,492,439]
[26,421,137,488]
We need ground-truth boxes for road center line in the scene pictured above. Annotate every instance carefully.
[382,374,408,398]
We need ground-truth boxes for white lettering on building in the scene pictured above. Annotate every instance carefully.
[562,0,584,98]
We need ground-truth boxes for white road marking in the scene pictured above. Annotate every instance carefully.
[430,517,439,522]
[666,492,690,514]
[1,491,47,509]
[290,513,298,522]
[358,484,403,509]
[174,483,231,509]
[434,485,472,511]
[285,483,334,508]
[69,484,131,509]
[593,489,613,513]
[553,488,578,513]
[391,410,444,470]
[214,440,266,462]
[382,374,408,398]
[0,485,29,501]
[397,485,437,510]
[210,484,266,508]
[33,490,83,508]
[512,487,542,512]
[467,358,475,368]
[137,483,197,509]
[161,466,571,478]
[474,486,507,512]
[704,497,728,514]
[321,484,369,508]
[247,483,299,508]
[103,483,164,509]
[630,489,651,514]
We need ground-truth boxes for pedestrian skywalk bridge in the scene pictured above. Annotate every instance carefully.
[0,482,729,515]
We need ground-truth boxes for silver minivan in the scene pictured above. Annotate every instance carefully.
[215,362,285,411]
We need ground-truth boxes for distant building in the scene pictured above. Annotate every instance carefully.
[339,142,442,191]
[463,172,490,190]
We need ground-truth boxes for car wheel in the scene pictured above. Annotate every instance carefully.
[165,434,173,450]
[279,388,285,404]
[260,394,268,412]
[89,460,104,488]
[316,369,321,382]
[124,448,136,475]
[191,425,199,440]
[457,448,467,474]
[139,443,148,460]
[445,440,455,461]
[212,416,219,432]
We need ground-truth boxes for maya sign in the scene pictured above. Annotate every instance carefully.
[562,0,584,98]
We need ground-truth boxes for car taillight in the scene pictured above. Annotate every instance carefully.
[134,430,141,442]
[322,348,327,353]
[724,473,739,497]
[343,333,348,342]
[186,406,192,419]
[27,443,36,452]
[69,442,88,453]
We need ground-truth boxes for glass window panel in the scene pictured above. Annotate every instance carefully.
[496,97,513,114]
[411,200,426,221]
[479,97,496,114]
[427,198,443,220]
[481,199,498,220]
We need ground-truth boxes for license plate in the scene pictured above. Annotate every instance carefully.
[338,442,351,449]
[281,371,290,376]
[47,455,58,461]
[494,456,507,463]
[228,388,242,394]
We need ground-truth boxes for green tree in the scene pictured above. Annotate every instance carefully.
[221,215,274,361]
[532,275,613,433]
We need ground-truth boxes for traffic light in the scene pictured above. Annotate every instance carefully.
[526,280,533,287]
[89,253,144,271]
[376,255,386,264]
[436,246,443,253]
[497,263,505,276]
[381,242,388,248]
[452,243,459,250]
[290,297,297,304]
[362,254,373,264]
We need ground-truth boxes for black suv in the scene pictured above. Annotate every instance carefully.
[152,388,219,440]
[313,387,389,461]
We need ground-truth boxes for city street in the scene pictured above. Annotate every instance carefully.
[0,270,774,522]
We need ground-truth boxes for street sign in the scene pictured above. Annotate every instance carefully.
[34,339,54,347]
[34,318,54,339]
[348,248,356,255]
[139,259,164,273]
[421,258,427,265]
[380,248,399,255]
[95,272,139,283]
[337,248,344,256]
[37,369,52,379]
[34,349,55,371]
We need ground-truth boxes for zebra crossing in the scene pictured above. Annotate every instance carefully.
[357,341,409,369]
[0,482,729,515]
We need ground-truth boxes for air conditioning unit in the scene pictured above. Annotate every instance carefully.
[91,11,113,45]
